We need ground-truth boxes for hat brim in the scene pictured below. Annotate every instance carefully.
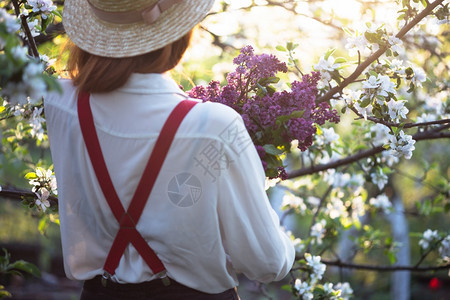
[63,0,214,58]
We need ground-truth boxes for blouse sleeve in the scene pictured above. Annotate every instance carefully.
[217,115,295,283]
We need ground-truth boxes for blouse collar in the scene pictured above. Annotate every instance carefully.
[117,73,186,96]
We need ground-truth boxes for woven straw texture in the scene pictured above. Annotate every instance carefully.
[63,0,214,58]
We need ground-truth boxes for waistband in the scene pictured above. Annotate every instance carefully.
[83,275,239,299]
[84,275,169,292]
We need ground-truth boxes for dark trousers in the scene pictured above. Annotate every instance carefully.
[81,276,240,300]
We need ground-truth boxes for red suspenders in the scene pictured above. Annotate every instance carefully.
[77,91,197,285]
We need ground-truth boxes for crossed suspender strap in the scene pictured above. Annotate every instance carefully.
[77,91,197,277]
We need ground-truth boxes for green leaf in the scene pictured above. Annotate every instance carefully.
[258,77,280,86]
[38,216,49,235]
[52,9,62,19]
[325,144,333,158]
[407,82,415,93]
[263,144,284,156]
[387,250,397,264]
[286,42,298,51]
[324,48,336,60]
[276,110,304,123]
[409,232,424,238]
[0,285,12,298]
[24,172,37,180]
[276,45,286,52]
[41,14,53,32]
[334,57,347,64]
[359,96,371,108]
[444,202,450,213]
[8,260,41,278]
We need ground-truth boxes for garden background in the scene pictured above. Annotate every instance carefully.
[0,0,449,299]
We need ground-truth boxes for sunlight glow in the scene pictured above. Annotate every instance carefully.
[326,0,362,20]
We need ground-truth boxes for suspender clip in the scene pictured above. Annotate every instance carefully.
[101,271,111,287]
[157,270,171,286]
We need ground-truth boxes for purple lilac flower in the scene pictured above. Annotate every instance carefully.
[188,46,340,179]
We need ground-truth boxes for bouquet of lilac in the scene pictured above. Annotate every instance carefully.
[188,46,340,179]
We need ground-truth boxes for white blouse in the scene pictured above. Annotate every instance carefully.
[44,73,295,293]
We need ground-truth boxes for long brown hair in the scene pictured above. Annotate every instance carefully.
[66,30,193,93]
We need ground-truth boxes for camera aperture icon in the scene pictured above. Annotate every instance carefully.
[167,173,202,207]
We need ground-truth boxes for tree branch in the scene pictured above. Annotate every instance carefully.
[0,185,58,205]
[12,0,40,58]
[349,106,450,129]
[316,0,445,104]
[288,125,450,178]
[319,259,450,272]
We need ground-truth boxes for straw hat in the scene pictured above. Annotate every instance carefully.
[63,0,215,58]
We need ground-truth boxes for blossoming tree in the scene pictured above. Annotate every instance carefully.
[0,0,449,299]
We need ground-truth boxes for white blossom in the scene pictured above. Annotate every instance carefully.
[334,282,353,300]
[388,35,403,53]
[29,167,56,194]
[439,235,450,260]
[29,107,46,140]
[354,100,373,120]
[386,130,416,159]
[416,113,437,124]
[345,35,370,57]
[411,67,427,88]
[314,55,341,88]
[378,75,396,97]
[369,194,392,214]
[265,177,280,190]
[363,74,396,100]
[327,196,348,219]
[323,282,334,294]
[390,59,406,75]
[380,150,400,167]
[294,279,313,300]
[19,18,40,38]
[387,99,409,122]
[369,123,390,144]
[11,45,29,61]
[342,174,364,191]
[366,23,382,33]
[418,229,439,250]
[305,253,327,282]
[328,172,350,188]
[311,219,326,245]
[306,196,321,208]
[35,187,50,212]
[351,195,366,219]
[27,0,57,19]
[341,88,363,106]
[424,91,447,115]
[40,54,56,68]
[0,8,21,33]
[323,127,340,144]
[282,192,307,215]
[292,237,305,254]
[315,55,340,72]
[23,62,44,79]
[363,75,379,89]
[370,169,388,190]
